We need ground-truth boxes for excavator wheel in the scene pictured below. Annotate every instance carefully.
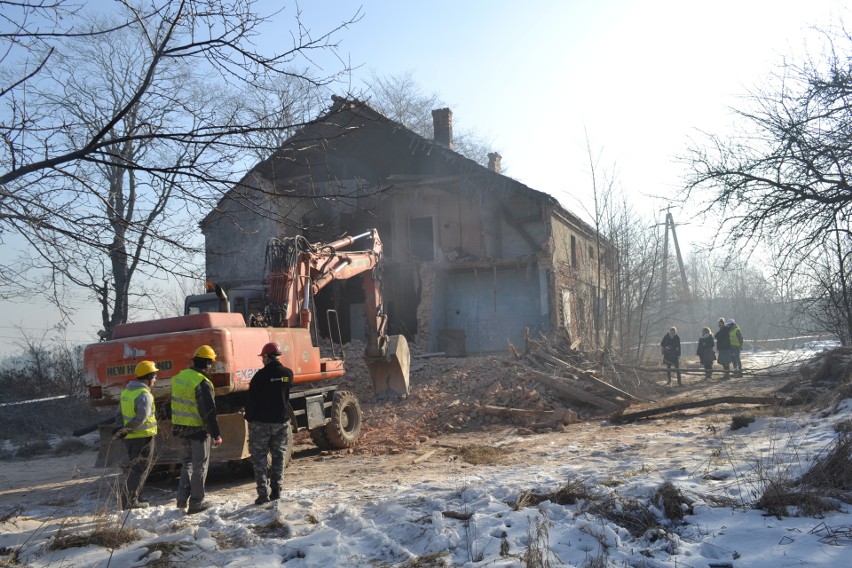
[309,425,335,451]
[323,390,362,449]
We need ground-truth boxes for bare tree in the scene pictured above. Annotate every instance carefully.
[0,1,361,337]
[365,70,497,167]
[236,73,328,162]
[684,23,852,341]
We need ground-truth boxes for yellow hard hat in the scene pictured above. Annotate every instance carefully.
[135,360,159,377]
[194,345,217,361]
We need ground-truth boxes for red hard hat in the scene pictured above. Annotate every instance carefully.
[259,342,282,356]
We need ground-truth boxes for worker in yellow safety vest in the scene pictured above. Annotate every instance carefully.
[170,345,222,514]
[113,360,159,510]
[727,319,744,378]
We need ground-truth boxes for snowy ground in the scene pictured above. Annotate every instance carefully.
[1,350,850,567]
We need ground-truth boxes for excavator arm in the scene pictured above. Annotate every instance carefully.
[264,229,410,398]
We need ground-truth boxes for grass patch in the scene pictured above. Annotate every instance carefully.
[394,552,450,567]
[513,477,595,510]
[798,433,852,493]
[141,541,189,568]
[522,516,553,568]
[754,432,851,517]
[252,517,291,539]
[588,495,660,538]
[451,445,507,465]
[755,485,840,518]
[730,413,756,431]
[582,554,608,568]
[654,481,693,520]
[49,526,139,550]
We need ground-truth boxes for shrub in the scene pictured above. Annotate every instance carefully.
[730,414,756,431]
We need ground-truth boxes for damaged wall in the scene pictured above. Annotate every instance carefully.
[548,207,607,345]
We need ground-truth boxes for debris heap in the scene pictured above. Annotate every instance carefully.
[330,334,642,455]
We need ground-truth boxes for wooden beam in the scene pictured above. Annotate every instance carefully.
[610,396,782,424]
[532,351,640,401]
[526,368,625,412]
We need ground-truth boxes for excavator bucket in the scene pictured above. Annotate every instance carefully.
[366,334,411,398]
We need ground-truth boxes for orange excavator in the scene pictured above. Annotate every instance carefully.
[81,229,409,467]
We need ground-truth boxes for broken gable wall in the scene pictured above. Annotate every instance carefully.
[200,172,335,289]
[547,207,607,346]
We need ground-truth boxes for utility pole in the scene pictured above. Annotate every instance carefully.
[659,207,692,315]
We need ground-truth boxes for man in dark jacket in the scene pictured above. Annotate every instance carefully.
[171,345,223,514]
[714,318,732,380]
[245,342,294,504]
[661,326,682,385]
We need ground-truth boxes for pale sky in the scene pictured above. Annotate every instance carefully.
[0,0,846,354]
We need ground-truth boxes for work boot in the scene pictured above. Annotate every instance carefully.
[176,500,187,510]
[255,495,270,505]
[186,500,211,515]
[270,488,280,501]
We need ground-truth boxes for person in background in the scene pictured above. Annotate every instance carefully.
[661,326,682,385]
[696,327,716,379]
[727,318,744,378]
[245,342,294,505]
[171,345,223,514]
[715,318,732,380]
[114,360,159,510]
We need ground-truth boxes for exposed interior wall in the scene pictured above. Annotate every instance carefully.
[548,211,610,347]
[431,263,546,354]
[415,264,434,350]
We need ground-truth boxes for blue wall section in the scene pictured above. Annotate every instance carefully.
[433,266,546,353]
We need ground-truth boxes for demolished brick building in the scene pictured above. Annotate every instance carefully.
[200,97,612,354]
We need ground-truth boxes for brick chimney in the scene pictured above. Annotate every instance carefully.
[431,108,453,149]
[487,152,502,174]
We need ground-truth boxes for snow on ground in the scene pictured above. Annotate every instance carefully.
[2,398,851,567]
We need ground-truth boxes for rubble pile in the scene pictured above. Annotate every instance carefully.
[331,336,642,455]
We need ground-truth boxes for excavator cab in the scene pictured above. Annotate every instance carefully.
[365,334,410,398]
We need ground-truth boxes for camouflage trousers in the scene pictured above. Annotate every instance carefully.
[248,420,291,498]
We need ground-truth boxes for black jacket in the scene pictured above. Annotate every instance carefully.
[245,359,294,423]
[697,334,715,363]
[715,326,732,350]
[661,333,681,363]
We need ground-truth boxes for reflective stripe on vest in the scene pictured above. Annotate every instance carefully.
[729,325,742,348]
[120,387,157,438]
[171,368,211,427]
